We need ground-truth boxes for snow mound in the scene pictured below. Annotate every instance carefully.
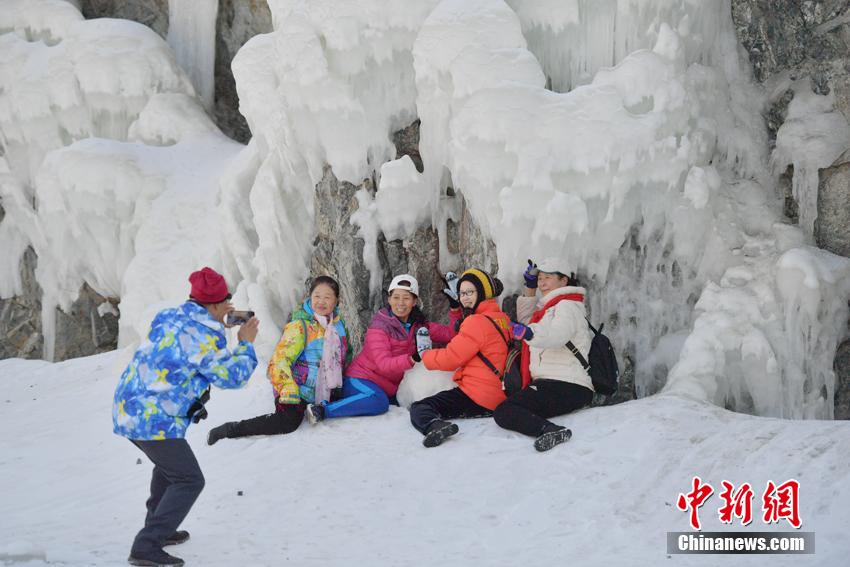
[396,363,457,408]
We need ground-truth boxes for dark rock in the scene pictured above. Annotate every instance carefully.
[779,165,798,223]
[731,0,850,83]
[310,166,377,353]
[766,88,794,147]
[0,247,119,361]
[80,0,169,37]
[392,119,423,172]
[0,248,43,360]
[215,0,272,143]
[835,338,850,419]
[53,284,120,361]
[816,161,850,257]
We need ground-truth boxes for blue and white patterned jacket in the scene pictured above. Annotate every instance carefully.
[113,301,258,440]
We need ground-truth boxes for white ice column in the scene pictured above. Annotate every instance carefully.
[167,0,219,110]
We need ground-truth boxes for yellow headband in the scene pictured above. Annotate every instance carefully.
[461,268,494,299]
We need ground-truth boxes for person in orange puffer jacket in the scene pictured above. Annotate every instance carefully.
[410,268,510,448]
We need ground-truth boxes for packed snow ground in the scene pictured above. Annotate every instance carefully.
[1,351,848,566]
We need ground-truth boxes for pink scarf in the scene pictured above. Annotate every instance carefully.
[314,313,343,404]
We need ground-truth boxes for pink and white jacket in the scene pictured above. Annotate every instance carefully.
[345,306,460,396]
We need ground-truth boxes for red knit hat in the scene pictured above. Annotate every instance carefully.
[189,267,231,304]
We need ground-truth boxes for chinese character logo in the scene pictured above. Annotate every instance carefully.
[676,477,802,530]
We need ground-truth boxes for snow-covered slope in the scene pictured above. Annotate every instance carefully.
[1,353,847,566]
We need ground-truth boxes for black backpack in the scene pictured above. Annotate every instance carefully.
[476,316,526,397]
[566,319,619,396]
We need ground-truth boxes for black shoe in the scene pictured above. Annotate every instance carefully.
[128,548,184,566]
[207,422,233,446]
[422,420,459,448]
[164,530,189,546]
[305,403,325,425]
[534,425,572,452]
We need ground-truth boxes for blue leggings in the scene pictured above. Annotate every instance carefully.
[324,378,390,419]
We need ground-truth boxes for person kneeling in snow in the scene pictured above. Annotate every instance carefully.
[113,267,259,567]
[301,273,461,424]
[493,259,593,452]
[410,269,510,447]
[207,276,350,443]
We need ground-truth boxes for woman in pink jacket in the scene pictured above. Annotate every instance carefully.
[305,274,460,424]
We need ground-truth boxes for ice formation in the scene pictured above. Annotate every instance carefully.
[167,0,219,110]
[0,1,221,358]
[1,0,849,419]
[771,81,850,236]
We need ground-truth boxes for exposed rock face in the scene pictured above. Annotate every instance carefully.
[310,167,376,352]
[0,248,119,361]
[817,161,850,257]
[731,1,850,85]
[0,248,43,359]
[835,339,850,419]
[215,0,272,143]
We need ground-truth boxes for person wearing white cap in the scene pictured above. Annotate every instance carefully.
[303,273,462,424]
[493,258,594,451]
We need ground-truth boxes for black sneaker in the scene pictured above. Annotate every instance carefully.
[207,422,233,446]
[534,425,572,452]
[305,403,325,425]
[422,420,459,448]
[127,548,185,566]
[164,530,189,546]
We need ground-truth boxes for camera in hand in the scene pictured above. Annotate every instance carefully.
[226,310,255,326]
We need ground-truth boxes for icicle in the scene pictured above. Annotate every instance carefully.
[167,0,219,110]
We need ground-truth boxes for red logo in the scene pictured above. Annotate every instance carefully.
[676,476,714,530]
[762,479,802,529]
[677,477,801,530]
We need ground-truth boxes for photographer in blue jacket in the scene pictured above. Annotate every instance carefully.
[113,267,259,567]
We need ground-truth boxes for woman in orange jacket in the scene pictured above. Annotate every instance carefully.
[410,268,510,447]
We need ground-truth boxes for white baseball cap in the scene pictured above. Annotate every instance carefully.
[537,257,567,276]
[388,274,419,296]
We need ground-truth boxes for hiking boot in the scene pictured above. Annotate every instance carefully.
[305,403,325,425]
[422,420,459,448]
[534,425,572,452]
[164,530,189,546]
[207,422,234,446]
[127,548,184,566]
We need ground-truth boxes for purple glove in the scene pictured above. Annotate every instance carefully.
[510,321,534,341]
[523,259,539,289]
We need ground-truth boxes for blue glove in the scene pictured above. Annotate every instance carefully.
[510,321,534,341]
[442,271,460,308]
[523,260,539,289]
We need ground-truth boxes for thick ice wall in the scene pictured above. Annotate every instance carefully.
[28,93,243,358]
[665,242,850,419]
[410,0,850,419]
[0,6,198,341]
[0,15,194,189]
[507,0,730,93]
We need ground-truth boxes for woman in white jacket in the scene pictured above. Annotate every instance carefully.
[494,259,594,451]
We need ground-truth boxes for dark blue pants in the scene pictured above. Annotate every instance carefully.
[324,378,390,419]
[130,439,205,555]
